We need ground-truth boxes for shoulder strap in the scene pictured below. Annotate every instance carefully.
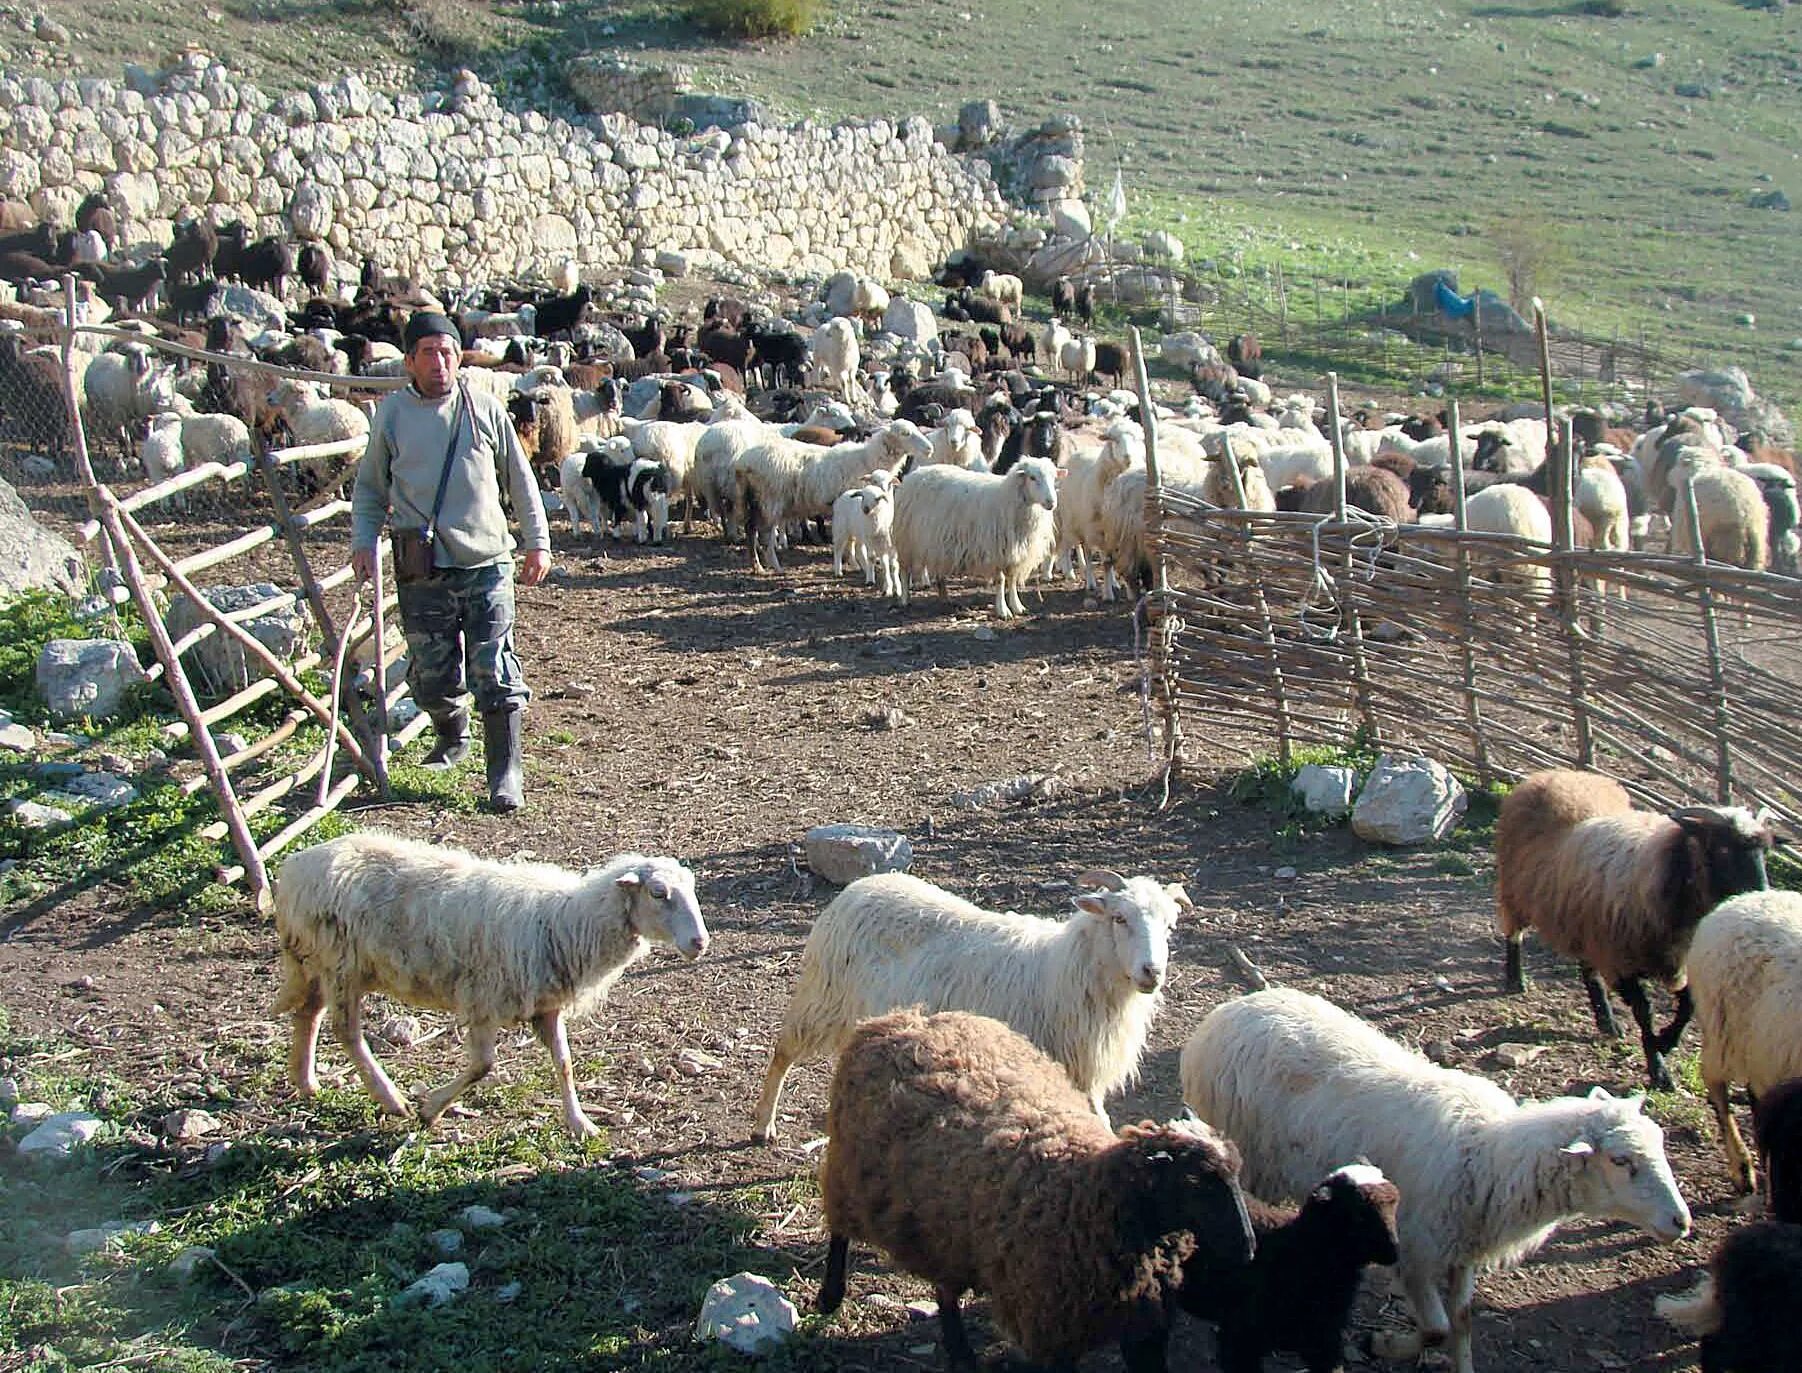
[424,382,468,538]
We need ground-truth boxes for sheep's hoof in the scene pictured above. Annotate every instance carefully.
[1647,1059,1676,1093]
[566,1113,602,1140]
[749,1129,773,1146]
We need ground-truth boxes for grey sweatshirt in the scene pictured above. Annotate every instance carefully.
[350,382,550,570]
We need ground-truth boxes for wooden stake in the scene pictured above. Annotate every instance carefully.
[1446,402,1491,784]
[1681,473,1735,802]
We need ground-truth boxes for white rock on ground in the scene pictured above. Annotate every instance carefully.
[803,823,913,885]
[19,1111,104,1159]
[458,1204,506,1231]
[694,1272,798,1355]
[169,1245,217,1281]
[161,1108,220,1142]
[3,798,72,831]
[35,639,148,722]
[1291,763,1357,815]
[395,1262,469,1308]
[1350,755,1468,845]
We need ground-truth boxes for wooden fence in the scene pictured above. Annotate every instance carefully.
[36,281,420,908]
[1138,380,1802,833]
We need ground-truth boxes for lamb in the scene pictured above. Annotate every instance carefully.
[1686,890,1802,1197]
[1670,455,1770,571]
[1181,988,1691,1373]
[80,341,171,461]
[1656,1221,1802,1373]
[891,455,1059,618]
[807,315,860,400]
[830,480,898,595]
[750,866,1187,1143]
[735,419,931,573]
[1178,1163,1401,1373]
[976,269,1024,308]
[558,442,613,537]
[619,416,710,528]
[1495,768,1774,1090]
[272,830,709,1139]
[817,1008,1254,1373]
[266,377,371,447]
[138,412,190,511]
[923,406,984,470]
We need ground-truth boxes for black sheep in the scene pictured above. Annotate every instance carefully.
[0,248,58,284]
[953,286,1011,326]
[1051,275,1077,319]
[998,321,1037,364]
[75,191,117,248]
[297,243,333,297]
[744,323,807,389]
[533,284,594,339]
[1659,1221,1802,1373]
[167,218,218,285]
[0,222,55,260]
[167,277,221,326]
[619,313,665,361]
[1754,1077,1802,1224]
[238,236,296,295]
[91,257,167,312]
[697,320,751,373]
[1176,1164,1400,1373]
[1093,340,1129,387]
[702,294,749,329]
[1226,332,1263,380]
[993,410,1064,476]
[211,221,252,282]
[1074,281,1096,324]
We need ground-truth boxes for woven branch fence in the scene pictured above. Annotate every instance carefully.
[12,281,422,908]
[1137,391,1802,838]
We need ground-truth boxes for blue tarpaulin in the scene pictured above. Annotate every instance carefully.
[1434,278,1477,319]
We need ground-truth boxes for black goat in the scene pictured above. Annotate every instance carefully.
[211,221,252,282]
[993,410,1064,476]
[238,236,295,295]
[91,258,167,312]
[1073,281,1096,324]
[297,243,333,296]
[534,284,594,340]
[1051,275,1077,318]
[745,323,807,389]
[167,219,219,285]
[1659,1221,1802,1373]
[1093,340,1129,387]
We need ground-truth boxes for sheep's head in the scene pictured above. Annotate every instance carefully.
[1560,1088,1690,1243]
[1072,868,1188,993]
[1009,455,1059,513]
[1309,1164,1401,1268]
[1670,803,1778,903]
[879,418,933,464]
[614,856,708,961]
[1121,1118,1253,1268]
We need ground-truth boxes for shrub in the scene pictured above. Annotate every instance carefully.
[686,0,825,39]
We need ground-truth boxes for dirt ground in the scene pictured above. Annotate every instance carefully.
[0,474,1746,1372]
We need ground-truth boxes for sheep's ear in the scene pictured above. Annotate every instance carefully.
[1165,883,1193,914]
[1560,1139,1594,1158]
[1587,1086,1615,1102]
[614,870,643,893]
[1624,1093,1646,1114]
[1073,891,1114,920]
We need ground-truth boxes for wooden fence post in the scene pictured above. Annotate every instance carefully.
[1446,402,1491,784]
[1130,326,1181,800]
[1681,473,1735,803]
[1550,416,1595,767]
[1326,373,1377,745]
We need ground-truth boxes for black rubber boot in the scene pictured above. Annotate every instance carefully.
[420,707,470,771]
[482,708,525,813]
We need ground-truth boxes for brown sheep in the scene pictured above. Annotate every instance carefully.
[818,1008,1254,1373]
[1495,768,1776,1090]
[1299,464,1414,524]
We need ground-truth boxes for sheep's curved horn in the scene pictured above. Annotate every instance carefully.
[1668,806,1724,827]
[1076,868,1127,892]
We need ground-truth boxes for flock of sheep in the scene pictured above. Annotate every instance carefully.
[269,754,1800,1373]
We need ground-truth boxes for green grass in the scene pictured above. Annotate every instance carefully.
[0,1009,826,1371]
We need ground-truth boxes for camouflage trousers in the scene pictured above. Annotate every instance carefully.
[394,562,530,717]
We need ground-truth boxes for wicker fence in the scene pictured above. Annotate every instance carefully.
[1143,425,1802,834]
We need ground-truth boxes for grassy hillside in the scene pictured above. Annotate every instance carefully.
[16,0,1802,405]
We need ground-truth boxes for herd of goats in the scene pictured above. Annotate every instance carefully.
[1,198,1799,1372]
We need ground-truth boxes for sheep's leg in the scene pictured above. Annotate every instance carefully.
[330,997,410,1117]
[817,1235,850,1314]
[1615,977,1676,1090]
[1654,983,1694,1055]
[533,1009,598,1139]
[1503,931,1527,993]
[1708,1076,1757,1194]
[1006,577,1028,617]
[416,1023,498,1127]
[1580,966,1622,1038]
[1445,1265,1479,1373]
[750,1044,796,1144]
[1088,1088,1111,1128]
[1370,1269,1449,1363]
[934,1285,980,1373]
[993,574,1013,620]
[288,979,326,1098]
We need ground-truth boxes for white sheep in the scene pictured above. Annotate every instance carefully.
[1686,889,1802,1196]
[830,480,898,595]
[138,412,188,511]
[892,454,1059,618]
[1670,455,1769,571]
[691,415,774,538]
[558,443,611,536]
[1465,482,1554,604]
[1054,419,1142,592]
[808,316,861,401]
[1041,318,1073,377]
[924,406,985,470]
[977,269,1024,308]
[619,417,710,529]
[81,341,171,461]
[734,420,931,573]
[272,831,709,1139]
[266,377,370,448]
[1059,332,1096,384]
[1181,988,1692,1373]
[750,866,1189,1143]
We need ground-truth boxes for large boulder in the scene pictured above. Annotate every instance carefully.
[804,823,912,885]
[1677,367,1793,447]
[881,297,937,345]
[36,638,148,722]
[0,478,85,597]
[165,583,311,696]
[1351,756,1467,845]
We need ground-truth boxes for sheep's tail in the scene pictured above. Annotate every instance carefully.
[271,948,316,1017]
[1655,1274,1722,1335]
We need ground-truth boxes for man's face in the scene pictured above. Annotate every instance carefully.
[405,333,460,398]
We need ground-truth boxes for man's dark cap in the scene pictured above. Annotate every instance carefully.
[403,311,460,352]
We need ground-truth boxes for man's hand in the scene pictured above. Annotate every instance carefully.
[519,547,551,586]
[351,546,377,584]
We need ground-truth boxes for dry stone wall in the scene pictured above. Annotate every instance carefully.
[0,52,1016,289]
